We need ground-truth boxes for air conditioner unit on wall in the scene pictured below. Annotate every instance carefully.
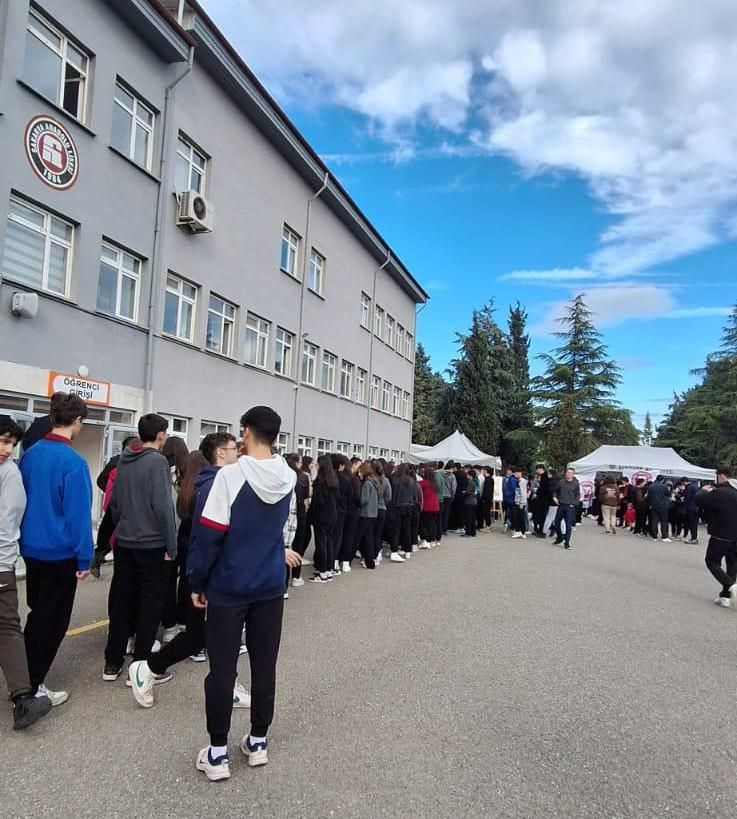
[176,191,214,233]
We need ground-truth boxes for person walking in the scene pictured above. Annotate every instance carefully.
[308,455,338,584]
[0,416,52,729]
[646,476,671,542]
[553,468,581,549]
[19,392,93,706]
[187,406,299,781]
[103,413,177,681]
[599,476,619,534]
[696,469,737,608]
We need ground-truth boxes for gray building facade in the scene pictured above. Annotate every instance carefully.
[0,0,427,500]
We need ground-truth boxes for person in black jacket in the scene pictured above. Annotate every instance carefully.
[308,455,338,583]
[684,479,700,544]
[696,469,737,607]
[390,464,414,561]
[286,453,310,586]
[331,454,350,575]
[530,464,548,537]
[479,466,494,531]
[339,458,362,572]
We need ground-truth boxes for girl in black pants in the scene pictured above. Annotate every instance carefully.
[353,462,379,569]
[339,458,362,571]
[372,460,390,562]
[332,454,350,574]
[308,455,338,583]
[286,454,310,586]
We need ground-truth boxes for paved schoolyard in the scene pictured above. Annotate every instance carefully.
[3,521,737,818]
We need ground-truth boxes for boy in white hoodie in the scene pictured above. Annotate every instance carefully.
[188,406,300,782]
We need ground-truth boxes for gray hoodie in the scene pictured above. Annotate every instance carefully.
[110,447,177,557]
[0,459,26,571]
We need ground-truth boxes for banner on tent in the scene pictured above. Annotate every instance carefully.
[576,468,665,501]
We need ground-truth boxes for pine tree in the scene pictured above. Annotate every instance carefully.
[412,343,448,445]
[641,412,653,446]
[501,302,538,466]
[718,303,737,358]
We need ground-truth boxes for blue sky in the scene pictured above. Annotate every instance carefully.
[202,0,736,428]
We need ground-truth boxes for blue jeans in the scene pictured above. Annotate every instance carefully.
[554,504,577,544]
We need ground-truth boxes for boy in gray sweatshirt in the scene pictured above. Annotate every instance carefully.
[0,416,51,729]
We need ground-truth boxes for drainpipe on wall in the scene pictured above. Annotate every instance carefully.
[143,46,195,413]
[290,171,330,446]
[408,300,428,450]
[365,251,391,454]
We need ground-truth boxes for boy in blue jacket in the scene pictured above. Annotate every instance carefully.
[188,406,299,782]
[19,392,93,707]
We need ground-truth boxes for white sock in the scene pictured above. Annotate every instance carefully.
[210,744,227,760]
[249,735,266,745]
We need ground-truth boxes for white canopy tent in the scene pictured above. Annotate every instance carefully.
[568,445,715,482]
[408,430,501,470]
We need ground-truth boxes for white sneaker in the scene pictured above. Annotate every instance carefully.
[714,596,731,608]
[512,532,523,539]
[283,591,289,599]
[404,552,411,560]
[390,552,405,563]
[151,640,161,654]
[125,637,135,656]
[730,584,737,599]
[190,649,207,663]
[233,681,251,709]
[376,553,383,565]
[341,561,351,573]
[36,684,68,707]
[128,660,155,708]
[662,538,672,543]
[161,626,178,644]
[239,643,248,656]
[240,736,268,767]
[334,561,341,573]
[291,577,305,587]
[196,747,231,782]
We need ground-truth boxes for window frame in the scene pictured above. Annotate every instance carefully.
[205,293,236,356]
[321,350,337,393]
[360,292,371,329]
[160,414,189,440]
[274,326,295,377]
[339,360,354,400]
[280,225,301,279]
[382,380,391,413]
[353,443,365,459]
[301,341,318,386]
[317,438,333,457]
[385,314,395,348]
[297,435,314,458]
[163,274,198,343]
[393,385,402,417]
[112,80,155,171]
[405,331,414,361]
[370,375,381,409]
[276,432,289,455]
[5,196,74,297]
[307,248,325,296]
[396,324,405,355]
[25,9,89,123]
[402,391,411,421]
[97,240,141,322]
[200,420,231,441]
[356,368,367,405]
[175,134,207,194]
[374,305,384,338]
[244,312,271,369]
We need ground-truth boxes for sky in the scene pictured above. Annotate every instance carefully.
[202,0,737,428]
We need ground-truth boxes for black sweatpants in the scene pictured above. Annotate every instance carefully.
[105,547,171,668]
[333,513,346,567]
[686,508,699,541]
[354,517,376,568]
[464,505,477,536]
[312,524,334,575]
[532,500,548,535]
[23,556,78,691]
[205,595,283,746]
[634,508,647,535]
[410,506,421,547]
[705,537,737,597]
[373,509,386,559]
[291,514,308,580]
[441,498,452,534]
[340,513,359,563]
[650,508,669,540]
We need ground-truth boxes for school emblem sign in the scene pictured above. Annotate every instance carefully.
[24,115,79,190]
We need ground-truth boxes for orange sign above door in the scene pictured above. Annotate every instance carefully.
[47,372,111,406]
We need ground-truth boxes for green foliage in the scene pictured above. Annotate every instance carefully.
[641,411,653,446]
[412,343,450,445]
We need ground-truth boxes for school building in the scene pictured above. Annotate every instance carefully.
[0,0,427,509]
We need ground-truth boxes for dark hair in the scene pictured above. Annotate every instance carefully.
[240,405,281,445]
[285,452,301,472]
[604,475,616,485]
[316,454,339,490]
[138,413,168,443]
[0,415,24,443]
[373,459,385,478]
[717,467,733,478]
[302,456,313,474]
[359,460,382,494]
[483,466,492,476]
[121,435,136,451]
[445,461,454,470]
[199,432,236,465]
[350,456,361,466]
[177,450,208,520]
[331,453,348,472]
[49,392,88,427]
[394,463,411,486]
[162,436,189,485]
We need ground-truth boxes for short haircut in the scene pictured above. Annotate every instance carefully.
[536,463,545,470]
[138,413,168,443]
[0,415,24,443]
[331,452,348,471]
[716,467,733,478]
[200,432,236,465]
[445,460,454,469]
[50,391,88,427]
[240,405,281,445]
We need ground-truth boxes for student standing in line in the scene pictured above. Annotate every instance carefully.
[373,461,391,564]
[553,468,581,549]
[479,466,494,532]
[410,465,423,551]
[103,413,176,681]
[418,466,440,548]
[19,392,93,706]
[599,476,619,534]
[441,462,456,535]
[646,475,671,542]
[331,454,350,575]
[286,453,310,587]
[339,458,362,573]
[0,416,52,729]
[354,463,379,569]
[684,478,700,544]
[161,436,189,642]
[308,455,339,583]
[511,468,528,539]
[188,406,299,781]
[695,469,737,608]
[531,464,549,537]
[462,468,478,537]
[390,464,413,561]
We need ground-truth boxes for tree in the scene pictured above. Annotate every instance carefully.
[412,343,449,445]
[533,294,631,469]
[641,412,653,446]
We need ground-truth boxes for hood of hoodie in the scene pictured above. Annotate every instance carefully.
[195,464,219,489]
[238,455,296,504]
[119,445,159,465]
[727,479,737,492]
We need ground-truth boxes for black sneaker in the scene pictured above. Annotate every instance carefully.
[102,664,122,681]
[89,550,103,579]
[554,538,563,546]
[13,693,52,730]
[564,543,571,549]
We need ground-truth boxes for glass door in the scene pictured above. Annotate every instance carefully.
[105,425,138,463]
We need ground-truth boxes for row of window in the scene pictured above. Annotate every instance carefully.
[360,292,414,361]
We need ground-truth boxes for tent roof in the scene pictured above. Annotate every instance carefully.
[568,445,715,481]
[408,430,501,469]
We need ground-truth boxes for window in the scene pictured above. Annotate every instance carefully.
[161,415,188,440]
[360,293,371,329]
[96,242,141,321]
[206,295,235,356]
[321,351,336,392]
[368,446,379,459]
[356,368,367,405]
[393,386,402,417]
[317,438,333,457]
[308,249,324,296]
[280,225,300,278]
[353,444,364,459]
[336,441,350,456]
[396,324,405,355]
[371,375,381,409]
[276,432,289,455]
[405,332,414,361]
[200,421,230,440]
[374,305,384,338]
[385,315,395,348]
[391,450,400,463]
[24,10,89,121]
[4,197,73,296]
[382,380,391,413]
[301,342,318,386]
[297,435,314,458]
[245,313,270,368]
[163,275,197,342]
[340,360,354,399]
[111,81,155,170]
[380,448,389,459]
[402,391,411,421]
[274,328,294,377]
[175,135,206,193]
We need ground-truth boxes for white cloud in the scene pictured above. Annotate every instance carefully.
[500,268,593,282]
[202,0,737,279]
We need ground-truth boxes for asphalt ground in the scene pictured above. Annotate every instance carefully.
[2,520,737,818]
